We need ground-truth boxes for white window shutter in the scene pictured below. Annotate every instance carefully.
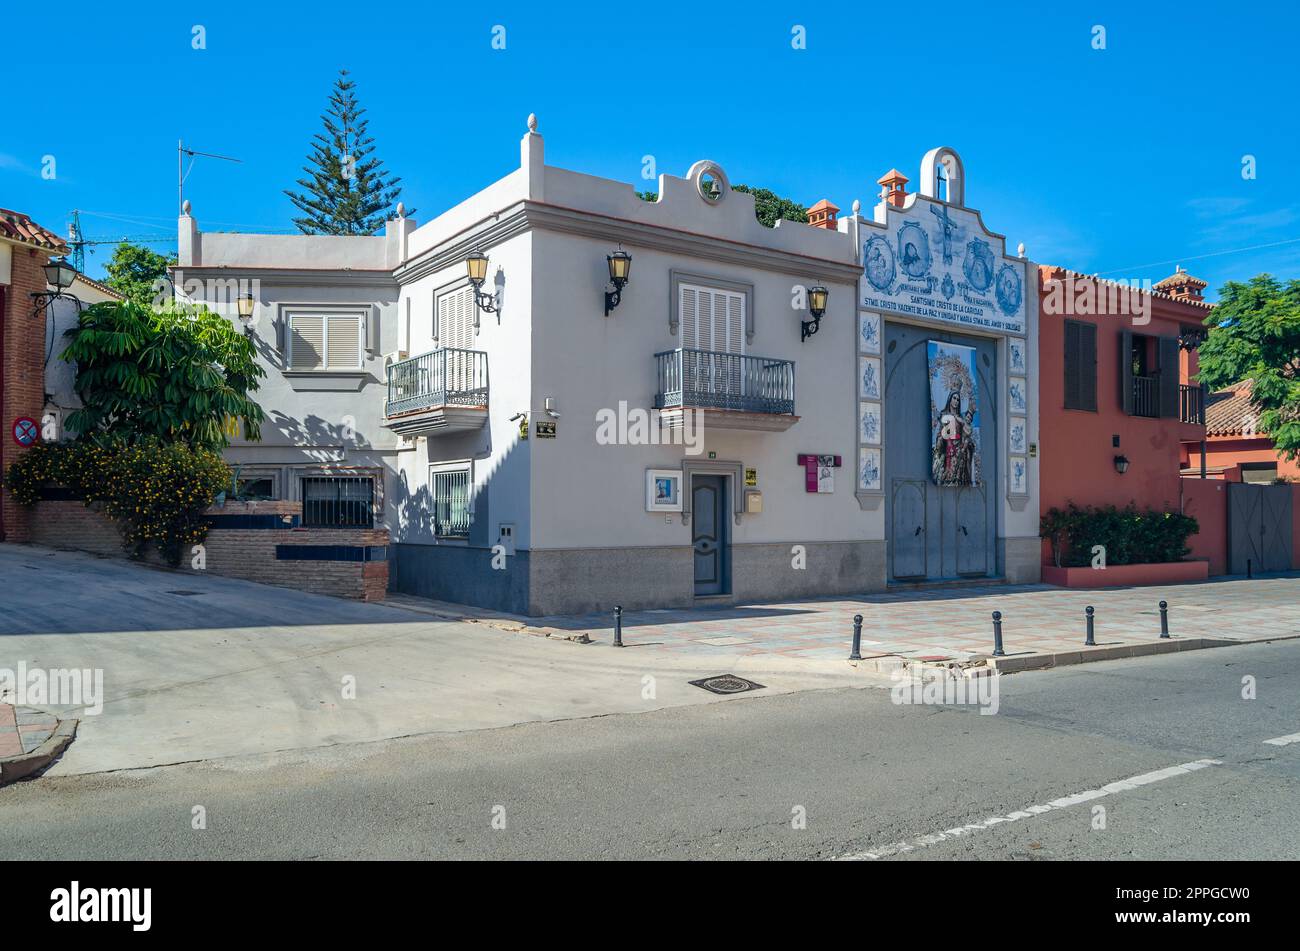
[680,285,698,350]
[327,314,361,368]
[289,315,325,370]
[727,292,744,354]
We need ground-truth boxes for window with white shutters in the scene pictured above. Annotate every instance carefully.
[679,283,746,397]
[288,312,362,370]
[436,286,475,351]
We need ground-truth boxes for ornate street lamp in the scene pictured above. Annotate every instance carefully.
[466,250,499,313]
[1114,454,1130,475]
[605,248,632,316]
[802,284,828,341]
[30,257,82,319]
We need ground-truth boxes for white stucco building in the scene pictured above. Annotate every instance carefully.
[175,117,1040,614]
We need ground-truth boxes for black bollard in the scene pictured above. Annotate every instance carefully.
[613,605,624,647]
[1159,600,1169,639]
[1085,605,1096,646]
[992,610,1005,657]
[849,614,863,661]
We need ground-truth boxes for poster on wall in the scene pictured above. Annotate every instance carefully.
[927,340,981,486]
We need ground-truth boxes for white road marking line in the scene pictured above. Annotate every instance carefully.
[834,758,1222,861]
[1263,732,1300,747]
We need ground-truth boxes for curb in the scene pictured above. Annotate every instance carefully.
[0,716,79,787]
[984,633,1300,674]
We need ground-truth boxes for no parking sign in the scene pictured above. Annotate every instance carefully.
[11,417,39,447]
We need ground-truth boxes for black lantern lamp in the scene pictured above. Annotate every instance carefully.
[31,257,82,318]
[1114,454,1130,475]
[465,250,499,313]
[605,247,631,316]
[802,284,828,341]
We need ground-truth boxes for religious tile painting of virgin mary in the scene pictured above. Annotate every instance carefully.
[927,340,981,487]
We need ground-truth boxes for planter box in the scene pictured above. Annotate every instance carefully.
[1042,560,1209,589]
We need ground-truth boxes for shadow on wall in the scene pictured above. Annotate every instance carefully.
[387,433,531,610]
[265,409,371,456]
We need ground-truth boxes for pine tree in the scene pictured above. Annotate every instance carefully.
[285,70,411,235]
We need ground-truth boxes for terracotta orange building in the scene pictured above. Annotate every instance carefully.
[1037,264,1211,565]
[1181,378,1300,483]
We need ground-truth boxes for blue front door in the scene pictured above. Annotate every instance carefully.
[692,475,728,595]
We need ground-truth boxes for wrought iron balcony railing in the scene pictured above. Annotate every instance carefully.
[385,348,489,416]
[654,348,795,415]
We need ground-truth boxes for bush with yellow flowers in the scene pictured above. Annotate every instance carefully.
[5,439,231,565]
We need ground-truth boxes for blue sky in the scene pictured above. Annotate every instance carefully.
[4,1,1298,298]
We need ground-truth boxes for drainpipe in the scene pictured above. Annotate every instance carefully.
[1200,439,1207,479]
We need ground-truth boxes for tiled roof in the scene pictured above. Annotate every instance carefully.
[1205,380,1263,437]
[0,207,68,253]
[1042,265,1217,311]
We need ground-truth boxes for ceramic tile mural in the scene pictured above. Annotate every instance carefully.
[859,401,881,445]
[859,356,881,400]
[859,447,882,491]
[859,311,881,355]
[1010,416,1027,454]
[1009,339,1026,375]
[1009,454,1027,494]
[1008,377,1027,414]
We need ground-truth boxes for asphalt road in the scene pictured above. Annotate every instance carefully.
[2,640,1298,860]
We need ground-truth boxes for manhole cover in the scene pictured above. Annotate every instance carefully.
[167,590,205,596]
[689,674,766,695]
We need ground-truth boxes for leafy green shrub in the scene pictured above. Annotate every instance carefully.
[60,298,264,450]
[1040,502,1198,567]
[5,440,231,565]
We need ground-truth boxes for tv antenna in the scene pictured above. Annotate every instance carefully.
[178,139,243,213]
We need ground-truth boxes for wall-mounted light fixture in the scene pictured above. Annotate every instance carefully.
[30,257,81,319]
[1114,454,1130,475]
[605,247,631,316]
[466,250,499,313]
[801,284,828,341]
[236,293,256,332]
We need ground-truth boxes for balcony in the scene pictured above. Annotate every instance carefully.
[653,348,798,432]
[1131,374,1159,419]
[1179,384,1205,426]
[384,348,488,437]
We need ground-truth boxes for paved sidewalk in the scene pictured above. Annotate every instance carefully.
[390,573,1300,665]
[0,704,58,757]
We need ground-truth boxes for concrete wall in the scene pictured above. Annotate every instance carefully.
[1180,478,1228,576]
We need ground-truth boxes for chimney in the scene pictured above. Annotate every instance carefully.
[877,169,909,208]
[1154,265,1207,303]
[807,199,839,230]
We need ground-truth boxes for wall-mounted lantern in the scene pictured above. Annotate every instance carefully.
[605,248,632,316]
[236,293,256,331]
[1114,454,1130,475]
[802,284,828,341]
[30,257,81,319]
[466,250,499,313]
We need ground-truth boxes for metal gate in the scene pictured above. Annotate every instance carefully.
[1228,482,1293,574]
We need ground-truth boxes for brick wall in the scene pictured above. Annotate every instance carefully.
[1,246,53,542]
[27,499,389,601]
